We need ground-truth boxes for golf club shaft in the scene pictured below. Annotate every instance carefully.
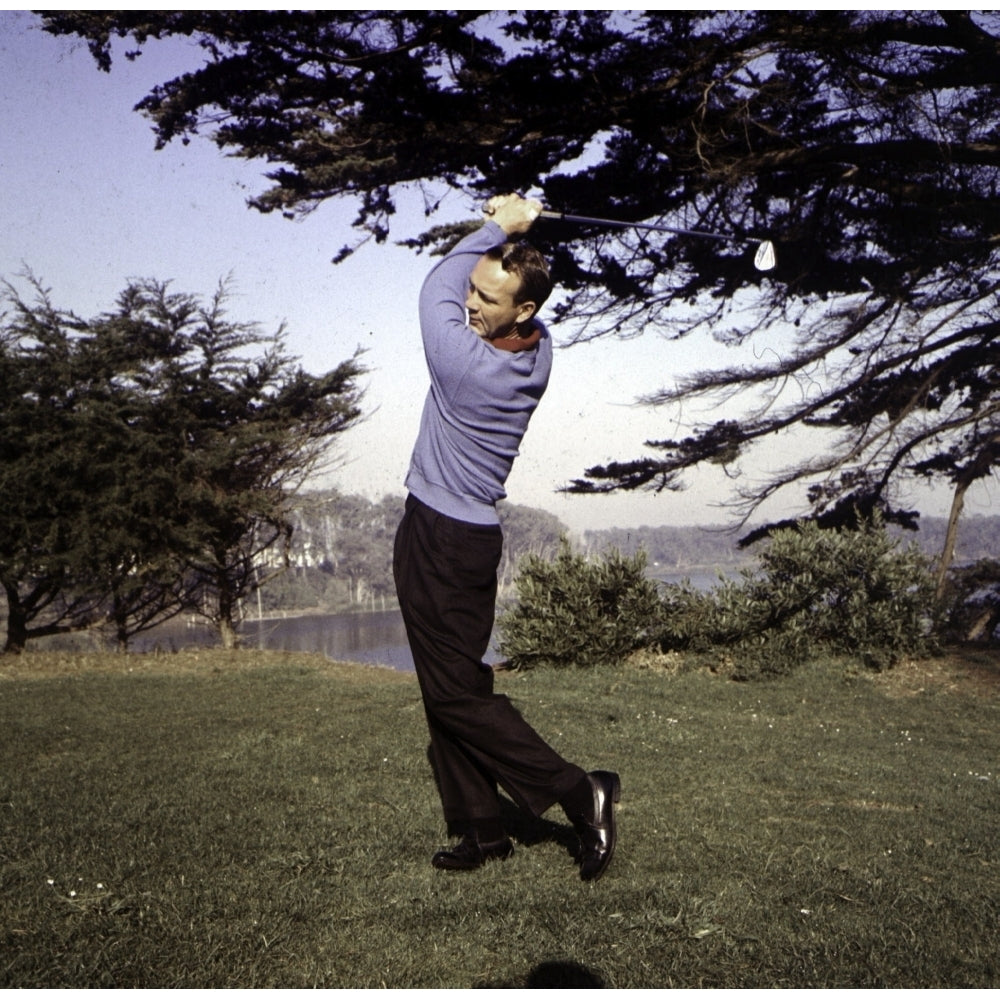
[539,209,735,244]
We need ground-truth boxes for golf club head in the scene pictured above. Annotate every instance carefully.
[754,241,777,272]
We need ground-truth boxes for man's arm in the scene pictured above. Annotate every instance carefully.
[418,222,505,336]
[418,193,544,334]
[417,194,544,371]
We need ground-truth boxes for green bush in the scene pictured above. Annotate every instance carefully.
[496,540,662,669]
[659,517,938,677]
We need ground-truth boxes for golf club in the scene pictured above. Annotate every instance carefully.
[538,209,777,272]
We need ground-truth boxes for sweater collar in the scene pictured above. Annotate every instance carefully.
[488,323,542,353]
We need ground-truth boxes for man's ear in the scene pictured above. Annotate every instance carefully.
[516,300,537,324]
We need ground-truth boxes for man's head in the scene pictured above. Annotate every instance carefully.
[466,242,552,340]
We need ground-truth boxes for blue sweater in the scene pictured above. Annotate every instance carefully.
[404,221,552,525]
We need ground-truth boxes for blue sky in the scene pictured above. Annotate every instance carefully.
[1,12,980,535]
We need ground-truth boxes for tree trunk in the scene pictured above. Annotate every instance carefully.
[218,616,239,650]
[215,570,241,650]
[2,581,27,654]
[113,593,130,652]
[966,606,1000,642]
[935,476,969,601]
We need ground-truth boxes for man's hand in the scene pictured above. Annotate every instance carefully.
[483,193,543,236]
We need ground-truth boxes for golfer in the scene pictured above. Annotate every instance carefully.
[393,192,619,881]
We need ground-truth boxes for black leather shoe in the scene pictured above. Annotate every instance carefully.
[431,834,514,871]
[573,770,620,882]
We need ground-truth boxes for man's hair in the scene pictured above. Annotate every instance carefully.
[485,242,553,311]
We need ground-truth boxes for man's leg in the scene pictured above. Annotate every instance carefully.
[393,496,586,823]
[423,667,504,829]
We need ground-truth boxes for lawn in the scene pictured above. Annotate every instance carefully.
[1,648,998,987]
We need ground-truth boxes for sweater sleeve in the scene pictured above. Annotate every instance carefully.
[417,221,506,396]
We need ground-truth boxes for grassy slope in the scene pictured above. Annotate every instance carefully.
[1,648,998,988]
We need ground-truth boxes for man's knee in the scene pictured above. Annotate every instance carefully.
[422,672,496,722]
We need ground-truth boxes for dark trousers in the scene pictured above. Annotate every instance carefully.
[393,494,585,827]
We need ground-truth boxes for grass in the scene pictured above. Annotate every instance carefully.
[1,647,998,987]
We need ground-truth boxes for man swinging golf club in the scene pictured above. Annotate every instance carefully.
[393,192,620,881]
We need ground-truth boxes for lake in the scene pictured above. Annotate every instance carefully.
[132,608,418,672]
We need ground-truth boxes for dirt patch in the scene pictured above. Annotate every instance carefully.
[871,648,1000,699]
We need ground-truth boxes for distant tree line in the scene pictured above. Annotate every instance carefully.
[256,491,568,614]
[176,490,1000,624]
[581,516,1000,575]
[0,276,364,653]
[580,525,749,571]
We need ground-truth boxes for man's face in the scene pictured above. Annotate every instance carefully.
[466,255,536,340]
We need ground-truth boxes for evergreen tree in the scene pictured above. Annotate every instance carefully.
[0,277,365,652]
[40,12,1000,573]
[0,281,100,651]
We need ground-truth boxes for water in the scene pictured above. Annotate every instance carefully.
[132,608,417,672]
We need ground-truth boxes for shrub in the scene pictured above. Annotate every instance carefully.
[941,558,1000,644]
[658,517,938,677]
[496,541,662,669]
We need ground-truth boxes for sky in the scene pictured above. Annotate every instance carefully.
[1,11,989,537]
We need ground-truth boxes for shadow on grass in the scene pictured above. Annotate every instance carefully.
[525,960,606,987]
[483,959,606,988]
[499,796,580,860]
